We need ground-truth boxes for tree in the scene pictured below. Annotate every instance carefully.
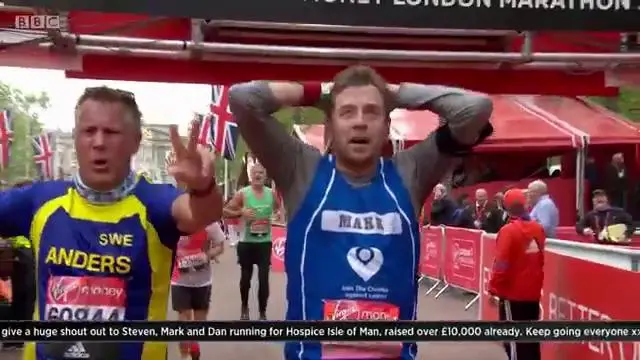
[0,82,50,183]
[590,87,640,122]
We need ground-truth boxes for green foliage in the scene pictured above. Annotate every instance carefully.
[590,87,640,121]
[0,82,50,182]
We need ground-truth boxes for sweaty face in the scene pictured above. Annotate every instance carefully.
[329,85,389,167]
[250,166,266,186]
[74,100,140,191]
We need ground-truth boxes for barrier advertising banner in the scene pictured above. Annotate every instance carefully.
[541,250,640,360]
[443,227,482,293]
[479,233,499,321]
[271,225,286,273]
[4,0,639,31]
[419,226,443,279]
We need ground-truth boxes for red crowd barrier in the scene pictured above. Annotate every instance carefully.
[540,248,640,360]
[419,226,442,279]
[271,224,286,273]
[419,226,482,311]
[442,227,482,294]
[477,231,640,360]
[479,233,499,321]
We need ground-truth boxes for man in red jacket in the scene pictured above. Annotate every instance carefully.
[489,188,545,360]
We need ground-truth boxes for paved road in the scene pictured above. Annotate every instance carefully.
[3,246,506,360]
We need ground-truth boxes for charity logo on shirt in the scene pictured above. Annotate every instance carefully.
[347,247,383,282]
[46,276,126,321]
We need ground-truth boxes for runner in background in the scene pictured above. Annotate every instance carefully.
[489,188,545,360]
[171,218,225,360]
[223,163,281,320]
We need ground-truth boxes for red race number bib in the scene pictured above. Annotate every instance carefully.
[177,253,207,269]
[46,276,126,321]
[322,299,401,359]
[250,219,269,235]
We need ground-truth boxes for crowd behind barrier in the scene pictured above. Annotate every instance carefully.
[267,223,640,360]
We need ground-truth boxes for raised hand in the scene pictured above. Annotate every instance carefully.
[168,120,215,192]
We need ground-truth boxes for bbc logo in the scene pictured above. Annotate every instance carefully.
[14,15,60,30]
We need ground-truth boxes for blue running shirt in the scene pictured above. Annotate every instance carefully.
[230,81,492,360]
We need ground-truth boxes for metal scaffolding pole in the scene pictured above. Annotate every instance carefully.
[52,33,640,64]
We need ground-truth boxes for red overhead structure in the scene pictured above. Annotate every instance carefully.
[524,96,640,145]
[0,5,638,95]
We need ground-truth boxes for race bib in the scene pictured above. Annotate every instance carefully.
[177,253,208,269]
[45,276,126,321]
[250,219,269,235]
[323,299,401,359]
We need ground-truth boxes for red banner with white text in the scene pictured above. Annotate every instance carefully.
[442,227,482,293]
[479,233,499,321]
[541,251,640,360]
[419,226,444,279]
[271,225,286,273]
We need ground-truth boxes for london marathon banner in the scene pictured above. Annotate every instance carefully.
[3,0,639,31]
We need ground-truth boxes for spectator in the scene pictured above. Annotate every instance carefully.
[452,193,475,229]
[473,188,489,229]
[584,156,600,192]
[489,188,544,360]
[576,189,634,244]
[482,192,508,233]
[604,153,628,209]
[527,180,559,238]
[430,184,457,226]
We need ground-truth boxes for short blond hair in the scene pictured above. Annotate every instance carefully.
[527,180,547,194]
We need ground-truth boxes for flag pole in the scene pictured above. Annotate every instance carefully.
[223,158,229,200]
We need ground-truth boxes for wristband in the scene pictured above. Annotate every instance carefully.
[300,82,322,107]
[188,179,216,198]
[435,123,494,156]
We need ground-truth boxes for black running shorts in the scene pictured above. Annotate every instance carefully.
[171,285,212,312]
[236,241,272,267]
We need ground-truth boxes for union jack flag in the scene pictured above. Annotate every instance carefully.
[209,85,238,160]
[32,132,54,179]
[0,110,14,170]
[192,113,212,148]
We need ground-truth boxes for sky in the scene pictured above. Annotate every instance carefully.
[0,66,212,134]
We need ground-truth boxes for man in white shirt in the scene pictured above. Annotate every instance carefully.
[527,180,559,238]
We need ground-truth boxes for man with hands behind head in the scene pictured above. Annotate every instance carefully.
[230,65,493,360]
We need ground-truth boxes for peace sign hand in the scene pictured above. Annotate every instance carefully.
[168,120,215,192]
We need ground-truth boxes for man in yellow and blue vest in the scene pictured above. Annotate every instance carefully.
[0,87,224,360]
